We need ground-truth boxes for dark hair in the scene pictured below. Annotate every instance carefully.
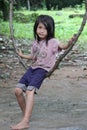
[33,15,55,44]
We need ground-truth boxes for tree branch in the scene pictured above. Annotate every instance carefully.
[9,0,87,76]
[9,0,27,69]
[46,0,87,77]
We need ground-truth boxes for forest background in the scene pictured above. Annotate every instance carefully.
[0,0,87,51]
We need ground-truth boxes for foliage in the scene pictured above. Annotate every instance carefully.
[45,0,84,10]
[0,0,9,20]
[14,12,39,23]
[0,0,85,21]
[0,11,3,19]
[14,0,44,10]
[0,8,87,50]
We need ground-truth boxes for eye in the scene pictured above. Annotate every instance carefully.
[38,26,42,29]
[37,24,46,30]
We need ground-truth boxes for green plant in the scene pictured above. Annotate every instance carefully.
[14,12,39,23]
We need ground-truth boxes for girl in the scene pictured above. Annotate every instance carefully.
[11,15,74,130]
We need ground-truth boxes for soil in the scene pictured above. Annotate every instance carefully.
[0,39,87,130]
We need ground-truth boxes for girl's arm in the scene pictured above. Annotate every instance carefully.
[17,49,33,60]
[58,42,70,50]
[58,35,76,50]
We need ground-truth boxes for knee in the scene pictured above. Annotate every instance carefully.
[26,89,35,96]
[14,87,23,97]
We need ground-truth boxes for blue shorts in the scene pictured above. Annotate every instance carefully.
[16,67,48,93]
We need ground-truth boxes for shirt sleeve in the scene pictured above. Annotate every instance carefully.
[50,39,61,53]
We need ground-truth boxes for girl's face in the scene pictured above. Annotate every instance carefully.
[36,23,48,40]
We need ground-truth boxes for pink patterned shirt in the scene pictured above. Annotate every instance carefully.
[31,38,61,72]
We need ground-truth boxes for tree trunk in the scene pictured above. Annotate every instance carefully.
[27,0,30,10]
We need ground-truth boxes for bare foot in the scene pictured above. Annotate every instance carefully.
[11,120,30,130]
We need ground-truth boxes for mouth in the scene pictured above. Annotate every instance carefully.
[39,34,44,37]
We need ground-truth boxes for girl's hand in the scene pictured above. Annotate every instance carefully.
[16,48,33,60]
[58,34,77,50]
[17,48,23,57]
[68,34,77,46]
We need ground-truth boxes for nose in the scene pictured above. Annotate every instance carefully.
[40,28,44,33]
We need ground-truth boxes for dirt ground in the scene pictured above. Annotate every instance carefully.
[0,44,87,130]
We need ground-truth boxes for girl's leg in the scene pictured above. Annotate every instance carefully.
[14,87,26,114]
[11,89,35,130]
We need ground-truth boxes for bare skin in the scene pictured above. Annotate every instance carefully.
[11,88,35,130]
[15,88,26,114]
